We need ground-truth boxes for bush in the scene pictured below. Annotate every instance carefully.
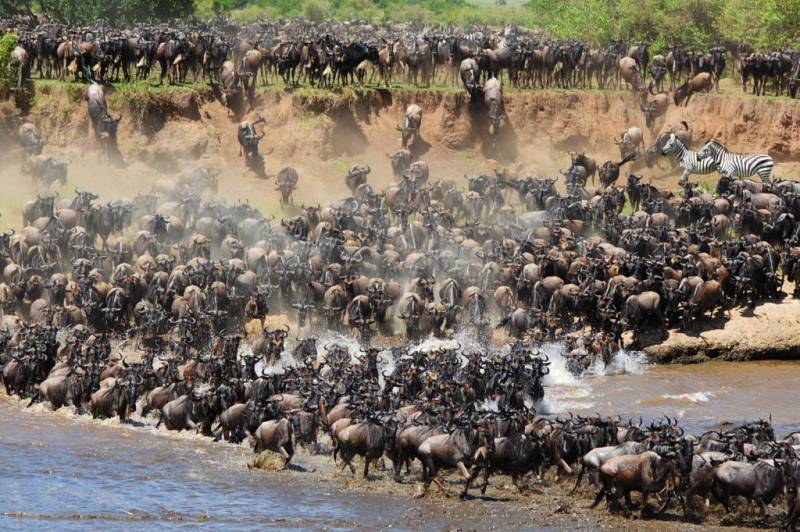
[18,0,800,51]
[229,4,282,21]
[0,33,18,93]
[303,0,333,22]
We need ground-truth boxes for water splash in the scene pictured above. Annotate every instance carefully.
[591,349,648,377]
[536,343,649,415]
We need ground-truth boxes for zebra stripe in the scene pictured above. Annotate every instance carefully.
[698,139,774,184]
[662,134,717,182]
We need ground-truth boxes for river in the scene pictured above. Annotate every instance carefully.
[2,349,800,530]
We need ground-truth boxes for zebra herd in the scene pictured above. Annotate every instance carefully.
[661,136,775,185]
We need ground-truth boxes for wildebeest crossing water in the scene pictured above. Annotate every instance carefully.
[3,354,800,529]
[5,15,800,529]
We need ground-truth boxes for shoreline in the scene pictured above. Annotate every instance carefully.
[0,392,773,531]
[641,290,800,364]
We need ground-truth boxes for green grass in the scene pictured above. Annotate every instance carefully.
[23,69,800,107]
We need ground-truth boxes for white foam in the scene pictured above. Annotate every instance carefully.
[660,391,714,404]
[591,349,648,376]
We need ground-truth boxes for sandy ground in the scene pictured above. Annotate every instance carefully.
[642,286,800,363]
[1,78,797,231]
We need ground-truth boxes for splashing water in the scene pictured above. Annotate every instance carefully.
[243,327,650,417]
[591,349,648,377]
[537,342,649,415]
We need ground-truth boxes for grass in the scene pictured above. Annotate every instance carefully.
[24,72,800,105]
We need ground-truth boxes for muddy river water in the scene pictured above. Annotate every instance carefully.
[2,348,800,530]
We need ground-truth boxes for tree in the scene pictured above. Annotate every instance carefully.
[0,0,36,17]
[35,0,196,24]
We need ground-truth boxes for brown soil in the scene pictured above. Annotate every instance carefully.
[642,287,800,364]
[1,83,800,365]
[0,83,797,227]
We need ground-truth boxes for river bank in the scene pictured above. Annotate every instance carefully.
[640,289,800,364]
[1,388,791,531]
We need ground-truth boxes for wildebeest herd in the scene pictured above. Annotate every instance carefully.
[3,16,800,101]
[3,88,800,524]
[3,13,800,529]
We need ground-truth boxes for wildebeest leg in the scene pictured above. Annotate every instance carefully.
[26,389,40,407]
[345,452,356,475]
[616,489,631,517]
[432,474,447,494]
[657,491,673,514]
[480,465,491,494]
[590,487,606,508]
[392,457,403,482]
[756,498,769,520]
[640,491,650,515]
[571,464,586,493]
[363,457,370,479]
[279,444,291,466]
[414,461,435,498]
[512,473,525,493]
[457,461,474,499]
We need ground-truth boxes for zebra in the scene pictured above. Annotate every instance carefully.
[696,139,774,184]
[660,133,717,183]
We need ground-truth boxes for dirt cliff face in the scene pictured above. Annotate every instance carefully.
[4,85,799,217]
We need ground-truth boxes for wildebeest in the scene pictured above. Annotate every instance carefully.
[275,166,298,208]
[484,77,505,139]
[640,92,670,129]
[398,104,422,148]
[335,420,386,478]
[87,83,121,154]
[591,450,683,516]
[346,164,371,194]
[712,460,785,515]
[599,154,636,188]
[253,418,294,466]
[24,155,68,191]
[387,149,412,179]
[238,117,267,178]
[615,127,644,159]
[460,57,481,100]
[569,152,597,186]
[415,422,493,499]
[674,72,713,106]
[18,122,45,158]
[618,57,645,91]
